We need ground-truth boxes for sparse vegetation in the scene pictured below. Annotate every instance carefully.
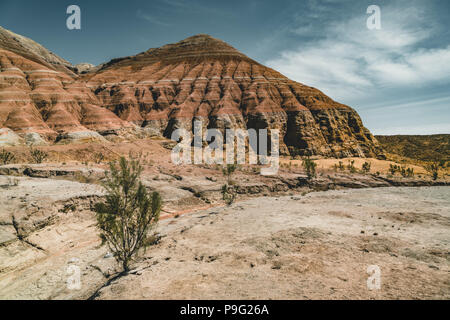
[221,164,238,205]
[389,164,415,178]
[406,167,415,177]
[94,156,161,272]
[222,184,236,206]
[29,146,48,164]
[0,149,15,165]
[222,163,237,184]
[425,162,439,180]
[93,152,105,164]
[389,164,398,175]
[376,134,449,163]
[302,156,317,179]
[347,160,356,173]
[361,161,371,174]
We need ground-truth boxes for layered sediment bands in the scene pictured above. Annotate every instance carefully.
[0,47,128,142]
[85,34,382,157]
[0,26,75,76]
[0,29,382,157]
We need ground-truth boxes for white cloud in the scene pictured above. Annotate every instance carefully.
[266,4,450,101]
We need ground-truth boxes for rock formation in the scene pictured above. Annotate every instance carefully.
[0,27,383,157]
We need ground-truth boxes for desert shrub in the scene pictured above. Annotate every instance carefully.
[302,156,317,179]
[0,149,15,165]
[333,163,338,172]
[222,184,236,206]
[338,161,345,171]
[389,164,399,175]
[93,152,105,164]
[222,163,237,184]
[406,167,414,177]
[425,162,439,180]
[222,164,238,205]
[347,160,356,173]
[400,166,407,177]
[361,161,371,174]
[94,156,161,272]
[29,146,48,164]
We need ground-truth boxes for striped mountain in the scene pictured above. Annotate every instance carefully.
[0,27,383,157]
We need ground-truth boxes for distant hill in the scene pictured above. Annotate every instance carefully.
[376,134,449,163]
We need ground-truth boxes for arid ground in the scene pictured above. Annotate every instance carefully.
[0,139,449,300]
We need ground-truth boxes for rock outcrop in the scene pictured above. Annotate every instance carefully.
[0,28,383,157]
[0,26,129,143]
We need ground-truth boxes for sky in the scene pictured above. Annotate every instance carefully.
[0,0,449,135]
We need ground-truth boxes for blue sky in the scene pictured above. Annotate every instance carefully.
[1,0,449,135]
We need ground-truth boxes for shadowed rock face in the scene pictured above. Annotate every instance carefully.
[0,29,382,157]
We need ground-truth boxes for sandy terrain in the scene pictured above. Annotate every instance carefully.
[93,186,450,300]
[1,172,448,299]
[0,140,448,300]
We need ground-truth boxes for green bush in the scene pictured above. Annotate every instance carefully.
[425,162,439,181]
[302,156,317,179]
[347,160,356,173]
[93,152,105,164]
[389,164,399,175]
[29,146,48,164]
[221,184,236,206]
[406,167,414,177]
[361,161,371,174]
[221,164,238,205]
[222,164,237,184]
[0,149,15,165]
[94,156,161,272]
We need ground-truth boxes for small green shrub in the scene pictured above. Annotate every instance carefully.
[0,149,15,165]
[302,156,317,179]
[93,152,105,164]
[222,164,237,184]
[389,164,398,175]
[425,162,439,180]
[29,147,48,164]
[406,167,414,177]
[222,184,236,206]
[347,160,356,173]
[361,161,371,174]
[94,156,161,272]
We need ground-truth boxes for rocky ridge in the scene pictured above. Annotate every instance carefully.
[0,29,383,157]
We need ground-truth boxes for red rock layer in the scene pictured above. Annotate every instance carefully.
[0,48,127,140]
[85,34,382,157]
[0,30,382,157]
